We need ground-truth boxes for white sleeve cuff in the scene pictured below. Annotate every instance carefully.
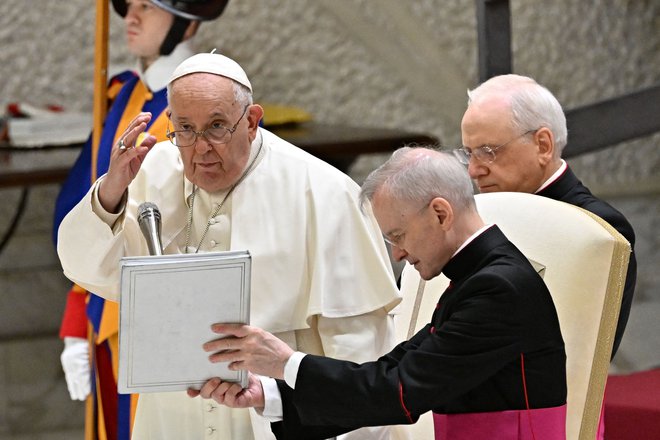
[258,376,283,422]
[284,351,307,389]
[90,177,126,227]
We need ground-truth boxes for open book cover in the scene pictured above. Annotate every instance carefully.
[118,250,251,394]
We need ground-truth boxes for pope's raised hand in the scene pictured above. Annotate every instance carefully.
[98,112,158,213]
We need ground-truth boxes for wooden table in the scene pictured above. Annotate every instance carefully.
[272,123,439,170]
[0,123,438,189]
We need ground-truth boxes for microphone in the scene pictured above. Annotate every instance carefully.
[137,202,163,256]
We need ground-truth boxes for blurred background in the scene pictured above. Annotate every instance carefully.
[0,1,658,438]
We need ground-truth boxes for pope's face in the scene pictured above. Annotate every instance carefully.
[168,73,261,193]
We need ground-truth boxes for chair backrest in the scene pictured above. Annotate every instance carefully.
[394,192,630,440]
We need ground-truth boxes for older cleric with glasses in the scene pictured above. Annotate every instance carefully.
[457,74,636,367]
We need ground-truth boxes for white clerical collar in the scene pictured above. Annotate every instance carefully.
[138,39,196,92]
[452,223,494,258]
[535,160,567,193]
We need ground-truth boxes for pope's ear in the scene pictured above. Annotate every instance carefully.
[248,104,264,129]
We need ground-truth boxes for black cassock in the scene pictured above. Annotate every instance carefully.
[271,226,567,440]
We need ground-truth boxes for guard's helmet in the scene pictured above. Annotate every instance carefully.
[111,0,229,55]
[111,0,229,22]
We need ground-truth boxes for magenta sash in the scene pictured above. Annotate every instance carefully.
[433,404,566,440]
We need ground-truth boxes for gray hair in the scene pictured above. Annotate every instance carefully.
[467,74,568,157]
[360,145,475,213]
[166,76,253,107]
[232,81,253,107]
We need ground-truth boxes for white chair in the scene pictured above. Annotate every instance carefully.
[393,192,630,440]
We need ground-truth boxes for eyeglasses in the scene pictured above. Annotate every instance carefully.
[166,105,249,147]
[382,202,429,248]
[454,129,538,164]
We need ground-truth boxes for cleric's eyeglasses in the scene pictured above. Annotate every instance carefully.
[454,129,538,164]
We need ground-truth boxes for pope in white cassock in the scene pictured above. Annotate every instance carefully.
[57,52,404,440]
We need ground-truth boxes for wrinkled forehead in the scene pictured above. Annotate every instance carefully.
[464,93,513,123]
[462,97,516,143]
[372,190,419,225]
[169,73,235,104]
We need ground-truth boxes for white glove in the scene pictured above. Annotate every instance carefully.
[60,336,91,401]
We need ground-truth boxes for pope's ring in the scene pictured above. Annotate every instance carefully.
[118,138,127,150]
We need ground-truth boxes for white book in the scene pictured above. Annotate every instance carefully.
[118,250,251,394]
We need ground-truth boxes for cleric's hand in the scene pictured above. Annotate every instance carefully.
[204,324,294,379]
[60,336,91,401]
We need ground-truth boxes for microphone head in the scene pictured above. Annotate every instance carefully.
[138,202,161,224]
[137,202,163,256]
